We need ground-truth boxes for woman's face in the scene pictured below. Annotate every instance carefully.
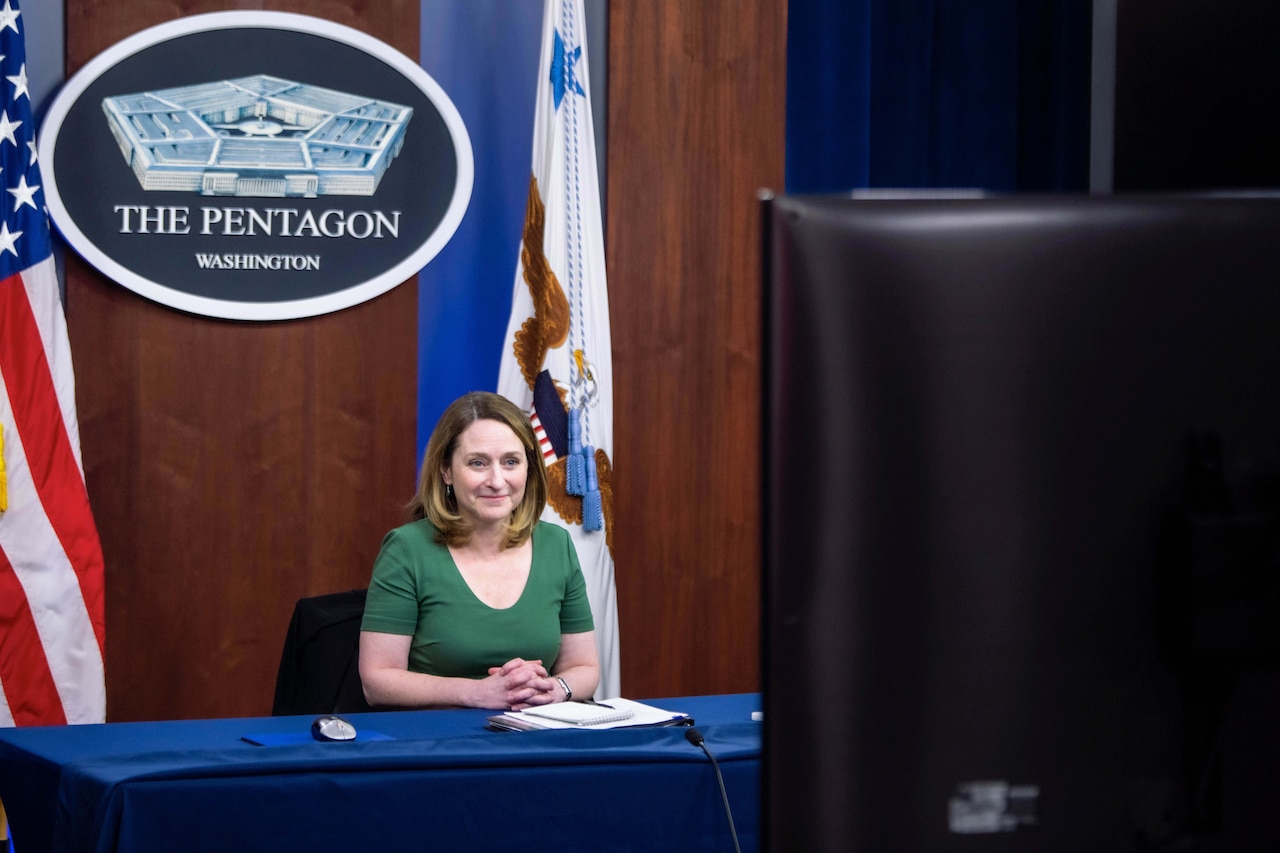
[442,418,529,529]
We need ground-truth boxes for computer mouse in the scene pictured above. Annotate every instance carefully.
[311,715,357,742]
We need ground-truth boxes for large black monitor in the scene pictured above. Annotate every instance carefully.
[762,195,1280,852]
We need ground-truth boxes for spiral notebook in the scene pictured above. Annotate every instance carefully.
[487,698,692,732]
[521,701,635,726]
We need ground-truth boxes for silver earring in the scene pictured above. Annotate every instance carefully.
[445,483,453,497]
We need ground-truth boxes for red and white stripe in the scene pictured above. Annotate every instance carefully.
[530,410,558,464]
[0,254,106,727]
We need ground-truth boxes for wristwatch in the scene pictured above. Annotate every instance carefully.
[555,676,572,702]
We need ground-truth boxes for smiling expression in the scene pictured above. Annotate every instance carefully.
[441,418,529,529]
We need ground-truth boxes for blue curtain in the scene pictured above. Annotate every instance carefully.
[417,1,543,458]
[786,0,1091,193]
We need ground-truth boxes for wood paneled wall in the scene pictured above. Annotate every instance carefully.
[63,0,784,720]
[607,3,785,697]
[66,0,422,722]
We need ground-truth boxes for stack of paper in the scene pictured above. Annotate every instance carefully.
[486,698,692,732]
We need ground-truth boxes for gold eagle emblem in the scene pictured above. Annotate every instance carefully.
[514,176,571,391]
[513,175,614,554]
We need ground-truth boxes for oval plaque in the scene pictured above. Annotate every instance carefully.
[39,12,473,320]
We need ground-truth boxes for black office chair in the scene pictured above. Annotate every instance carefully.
[272,589,373,716]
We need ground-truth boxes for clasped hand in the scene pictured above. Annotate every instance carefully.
[487,658,558,710]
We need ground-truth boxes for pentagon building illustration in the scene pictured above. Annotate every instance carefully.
[102,74,414,198]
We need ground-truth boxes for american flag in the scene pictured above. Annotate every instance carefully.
[0,0,106,727]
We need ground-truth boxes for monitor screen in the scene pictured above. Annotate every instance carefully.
[762,194,1280,852]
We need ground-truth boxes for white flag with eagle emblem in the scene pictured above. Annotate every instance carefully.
[497,0,618,700]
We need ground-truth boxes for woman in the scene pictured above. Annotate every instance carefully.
[359,391,599,710]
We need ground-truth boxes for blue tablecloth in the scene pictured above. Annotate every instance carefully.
[0,694,760,853]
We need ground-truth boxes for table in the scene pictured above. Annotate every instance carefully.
[0,694,760,853]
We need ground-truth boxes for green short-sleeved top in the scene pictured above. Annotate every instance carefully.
[361,519,594,678]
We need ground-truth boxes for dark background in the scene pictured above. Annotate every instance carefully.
[1114,0,1280,191]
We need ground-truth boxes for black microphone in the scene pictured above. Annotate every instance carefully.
[685,728,742,853]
